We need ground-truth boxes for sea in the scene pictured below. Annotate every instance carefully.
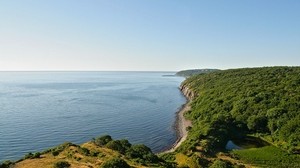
[0,71,186,162]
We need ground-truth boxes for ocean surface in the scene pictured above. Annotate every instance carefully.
[0,71,186,161]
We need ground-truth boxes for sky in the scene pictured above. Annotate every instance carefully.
[0,0,299,71]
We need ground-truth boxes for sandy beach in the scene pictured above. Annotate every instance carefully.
[162,100,192,153]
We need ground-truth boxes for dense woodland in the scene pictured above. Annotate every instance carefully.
[176,67,300,167]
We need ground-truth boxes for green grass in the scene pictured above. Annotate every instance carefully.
[232,146,300,168]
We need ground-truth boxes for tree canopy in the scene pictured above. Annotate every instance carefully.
[180,67,300,153]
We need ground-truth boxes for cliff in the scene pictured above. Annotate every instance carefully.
[179,84,196,100]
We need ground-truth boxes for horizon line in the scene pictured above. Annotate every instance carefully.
[0,70,178,73]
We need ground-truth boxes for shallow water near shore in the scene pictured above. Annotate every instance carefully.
[0,71,186,161]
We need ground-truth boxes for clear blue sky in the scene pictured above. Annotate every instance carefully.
[0,0,299,71]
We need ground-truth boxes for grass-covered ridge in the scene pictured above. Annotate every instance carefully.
[1,135,175,168]
[176,66,300,167]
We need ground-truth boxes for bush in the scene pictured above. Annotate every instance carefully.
[119,139,132,149]
[209,159,233,168]
[52,151,60,156]
[50,142,76,157]
[100,158,130,168]
[93,135,112,146]
[0,160,13,168]
[53,161,70,168]
[32,152,41,158]
[126,144,159,163]
[80,147,90,156]
[106,140,126,154]
[106,139,131,154]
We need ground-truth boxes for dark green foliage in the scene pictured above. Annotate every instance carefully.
[22,152,41,159]
[126,144,159,164]
[53,161,70,168]
[90,135,161,165]
[106,139,131,154]
[159,153,176,162]
[181,67,300,153]
[49,142,76,157]
[80,147,90,156]
[93,135,113,146]
[33,152,41,158]
[247,115,268,132]
[209,159,233,168]
[119,139,132,149]
[0,160,13,168]
[52,151,60,156]
[100,158,130,168]
[24,152,34,159]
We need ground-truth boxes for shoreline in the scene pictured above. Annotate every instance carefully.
[160,94,192,153]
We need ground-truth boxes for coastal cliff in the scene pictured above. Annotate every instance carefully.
[179,84,195,100]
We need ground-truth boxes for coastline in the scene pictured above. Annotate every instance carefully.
[161,88,192,153]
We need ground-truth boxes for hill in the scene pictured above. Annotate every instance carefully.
[175,69,220,77]
[174,66,300,167]
[0,135,174,168]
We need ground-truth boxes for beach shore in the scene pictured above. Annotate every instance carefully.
[162,100,192,153]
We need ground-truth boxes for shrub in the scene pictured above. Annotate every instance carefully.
[0,160,13,168]
[80,147,90,156]
[126,144,159,163]
[52,150,60,156]
[105,139,131,154]
[93,135,112,146]
[32,152,41,158]
[106,140,125,153]
[119,139,132,149]
[53,161,70,168]
[24,153,32,159]
[100,158,130,168]
[209,159,233,168]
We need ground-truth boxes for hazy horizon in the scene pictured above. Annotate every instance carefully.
[0,65,299,72]
[1,0,299,71]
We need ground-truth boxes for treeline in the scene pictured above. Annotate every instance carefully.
[176,69,220,77]
[179,67,300,154]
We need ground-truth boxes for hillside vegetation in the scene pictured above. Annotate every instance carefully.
[175,67,300,167]
[1,136,174,168]
[175,69,220,77]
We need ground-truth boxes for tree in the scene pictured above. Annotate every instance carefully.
[106,140,127,154]
[126,144,158,163]
[247,115,268,132]
[100,158,130,168]
[93,135,112,146]
[53,161,70,168]
[209,159,233,168]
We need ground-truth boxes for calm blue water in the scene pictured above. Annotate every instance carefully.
[0,72,186,161]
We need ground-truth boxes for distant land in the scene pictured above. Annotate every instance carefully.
[175,69,220,77]
[2,67,300,168]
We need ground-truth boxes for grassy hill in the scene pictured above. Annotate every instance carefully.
[1,136,174,168]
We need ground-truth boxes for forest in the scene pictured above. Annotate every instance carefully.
[175,67,300,167]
